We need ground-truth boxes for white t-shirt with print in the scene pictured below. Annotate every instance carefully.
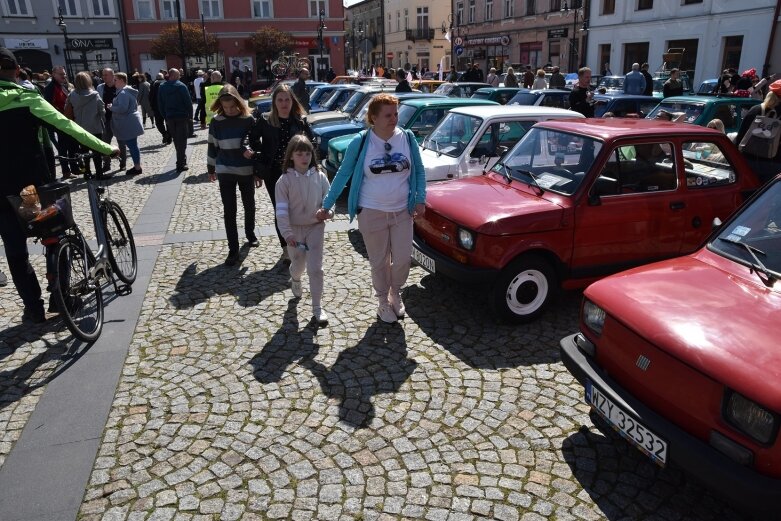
[359,127,411,212]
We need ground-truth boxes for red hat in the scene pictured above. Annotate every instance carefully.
[742,68,757,79]
[769,79,781,95]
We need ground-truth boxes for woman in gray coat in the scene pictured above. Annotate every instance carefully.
[109,72,145,175]
[65,71,106,176]
[135,73,153,128]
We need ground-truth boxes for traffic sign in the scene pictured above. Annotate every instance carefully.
[455,45,464,56]
[454,37,463,46]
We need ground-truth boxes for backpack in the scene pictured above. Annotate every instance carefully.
[739,107,781,159]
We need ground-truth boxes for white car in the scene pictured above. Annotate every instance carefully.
[420,105,585,181]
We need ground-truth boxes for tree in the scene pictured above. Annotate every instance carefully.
[150,23,219,61]
[250,27,295,70]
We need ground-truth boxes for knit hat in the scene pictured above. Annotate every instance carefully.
[0,47,18,70]
[769,79,781,95]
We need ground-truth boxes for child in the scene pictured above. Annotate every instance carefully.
[207,85,259,266]
[275,135,332,326]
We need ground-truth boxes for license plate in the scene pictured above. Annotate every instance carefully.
[412,246,435,273]
[586,381,668,467]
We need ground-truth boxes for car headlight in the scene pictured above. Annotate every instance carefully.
[582,300,606,336]
[457,228,474,250]
[723,390,779,445]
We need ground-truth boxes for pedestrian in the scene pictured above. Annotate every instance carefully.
[486,67,500,87]
[243,84,313,264]
[317,93,426,324]
[157,68,192,173]
[233,76,246,98]
[149,72,170,144]
[549,66,565,89]
[522,66,535,88]
[97,68,129,171]
[735,81,781,184]
[65,71,106,176]
[504,67,519,87]
[532,69,547,90]
[43,65,78,179]
[292,68,311,113]
[662,68,684,98]
[569,67,595,117]
[135,72,153,128]
[199,70,212,129]
[0,47,117,324]
[206,85,257,266]
[275,134,331,326]
[447,65,458,82]
[204,70,226,126]
[109,72,144,176]
[640,63,654,96]
[472,63,484,83]
[623,63,646,95]
[193,69,204,121]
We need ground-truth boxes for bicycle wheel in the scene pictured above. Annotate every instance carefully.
[102,201,137,285]
[271,61,288,77]
[53,236,104,342]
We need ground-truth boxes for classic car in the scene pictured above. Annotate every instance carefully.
[507,89,571,109]
[252,83,354,115]
[410,80,446,93]
[592,94,660,118]
[470,87,524,105]
[433,82,491,98]
[249,80,325,103]
[419,105,583,181]
[645,95,760,135]
[412,119,761,322]
[306,85,397,127]
[560,173,781,516]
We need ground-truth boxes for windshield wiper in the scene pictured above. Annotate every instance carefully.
[717,237,778,286]
[508,167,544,195]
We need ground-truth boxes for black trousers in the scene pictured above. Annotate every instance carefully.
[0,204,43,310]
[263,166,286,249]
[218,174,256,254]
[166,118,189,168]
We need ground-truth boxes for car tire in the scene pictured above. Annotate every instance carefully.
[492,254,557,323]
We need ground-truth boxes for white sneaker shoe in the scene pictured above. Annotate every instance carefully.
[388,291,406,318]
[313,307,329,326]
[290,278,302,298]
[377,301,397,323]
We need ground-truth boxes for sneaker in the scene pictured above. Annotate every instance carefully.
[290,278,302,298]
[224,251,239,266]
[377,301,397,324]
[0,270,7,287]
[281,249,291,266]
[126,167,142,176]
[22,305,46,324]
[246,236,259,247]
[388,290,406,318]
[313,307,329,326]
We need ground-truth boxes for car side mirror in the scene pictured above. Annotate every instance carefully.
[588,192,602,206]
[712,217,722,231]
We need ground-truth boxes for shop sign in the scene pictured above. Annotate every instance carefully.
[548,28,568,39]
[67,38,113,50]
[464,35,511,47]
[294,38,322,48]
[4,38,48,49]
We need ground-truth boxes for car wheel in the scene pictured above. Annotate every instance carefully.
[492,255,557,323]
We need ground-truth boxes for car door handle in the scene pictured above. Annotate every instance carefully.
[670,201,686,210]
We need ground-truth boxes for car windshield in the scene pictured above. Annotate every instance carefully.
[508,92,540,106]
[397,104,417,128]
[493,127,603,196]
[710,180,781,279]
[322,90,349,110]
[309,87,330,105]
[645,101,703,123]
[434,84,454,96]
[423,112,482,157]
[340,91,366,113]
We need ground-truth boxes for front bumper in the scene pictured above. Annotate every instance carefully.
[560,332,781,516]
[412,235,498,285]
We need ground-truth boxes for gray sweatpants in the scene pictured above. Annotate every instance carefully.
[287,221,326,310]
[356,208,413,303]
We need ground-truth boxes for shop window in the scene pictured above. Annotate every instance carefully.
[623,42,649,74]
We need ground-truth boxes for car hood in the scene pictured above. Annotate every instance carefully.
[587,251,781,409]
[314,121,363,138]
[329,134,355,152]
[426,175,564,234]
[307,111,349,126]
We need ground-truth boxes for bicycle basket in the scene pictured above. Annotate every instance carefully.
[7,181,74,238]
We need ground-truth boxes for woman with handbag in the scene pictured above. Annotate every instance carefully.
[317,93,426,324]
[108,72,145,176]
[65,71,106,177]
[736,80,781,184]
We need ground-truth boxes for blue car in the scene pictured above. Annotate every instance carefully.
[369,152,409,174]
[592,93,660,118]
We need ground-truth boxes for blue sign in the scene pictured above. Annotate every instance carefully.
[455,45,464,56]
[332,36,338,45]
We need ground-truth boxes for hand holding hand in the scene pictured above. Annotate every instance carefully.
[315,208,332,221]
[242,149,254,160]
[413,203,425,219]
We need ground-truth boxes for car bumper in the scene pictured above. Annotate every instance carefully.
[560,332,781,516]
[412,235,498,285]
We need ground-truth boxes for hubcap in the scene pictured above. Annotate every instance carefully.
[506,269,548,316]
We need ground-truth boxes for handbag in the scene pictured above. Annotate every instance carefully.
[738,107,781,159]
[64,102,75,120]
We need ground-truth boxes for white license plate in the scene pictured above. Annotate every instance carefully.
[412,247,435,273]
[586,381,668,467]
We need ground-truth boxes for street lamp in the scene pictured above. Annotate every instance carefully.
[561,0,588,72]
[175,0,186,70]
[357,27,365,73]
[201,13,209,71]
[318,9,326,81]
[57,8,71,79]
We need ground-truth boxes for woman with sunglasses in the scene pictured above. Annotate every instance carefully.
[318,93,426,323]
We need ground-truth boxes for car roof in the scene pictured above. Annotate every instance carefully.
[400,97,498,108]
[440,82,492,87]
[658,95,758,104]
[592,93,658,101]
[446,105,583,118]
[537,118,726,140]
[473,87,522,93]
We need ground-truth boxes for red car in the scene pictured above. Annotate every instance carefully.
[560,174,781,516]
[412,119,760,322]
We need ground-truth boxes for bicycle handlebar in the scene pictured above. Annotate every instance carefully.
[54,151,112,161]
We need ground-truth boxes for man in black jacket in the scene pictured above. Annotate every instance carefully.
[149,72,170,144]
[641,63,654,97]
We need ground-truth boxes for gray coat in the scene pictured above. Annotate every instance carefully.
[110,86,144,141]
[66,89,105,135]
[137,80,152,112]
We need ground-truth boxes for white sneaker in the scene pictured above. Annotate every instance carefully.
[377,301,397,323]
[290,278,302,298]
[313,307,329,326]
[388,291,406,318]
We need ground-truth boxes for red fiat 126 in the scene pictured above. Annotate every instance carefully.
[560,174,781,516]
[412,119,760,322]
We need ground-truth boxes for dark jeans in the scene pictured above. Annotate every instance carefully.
[263,166,286,249]
[48,129,78,176]
[166,118,189,168]
[78,133,104,174]
[0,204,43,310]
[194,97,205,121]
[155,114,170,142]
[102,123,128,164]
[218,174,256,253]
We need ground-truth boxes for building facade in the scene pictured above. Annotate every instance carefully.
[0,0,129,77]
[345,0,382,72]
[123,0,344,83]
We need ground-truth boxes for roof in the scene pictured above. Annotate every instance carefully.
[473,87,523,93]
[536,118,726,140]
[400,97,498,108]
[657,95,758,104]
[592,93,659,101]
[446,105,583,119]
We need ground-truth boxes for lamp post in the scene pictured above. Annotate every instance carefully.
[57,8,71,79]
[561,0,588,73]
[357,27,365,73]
[318,9,326,81]
[201,13,209,71]
[175,0,186,70]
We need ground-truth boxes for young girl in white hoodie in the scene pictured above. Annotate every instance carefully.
[275,135,332,326]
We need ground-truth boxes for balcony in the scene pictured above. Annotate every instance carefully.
[406,28,435,41]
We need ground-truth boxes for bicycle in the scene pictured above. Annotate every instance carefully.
[271,51,312,78]
[8,152,138,342]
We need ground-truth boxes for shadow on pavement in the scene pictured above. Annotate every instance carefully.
[134,169,182,185]
[182,172,210,185]
[561,420,752,521]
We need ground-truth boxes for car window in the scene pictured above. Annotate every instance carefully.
[682,140,737,188]
[639,100,659,117]
[541,94,568,109]
[594,142,677,196]
[647,102,703,124]
[409,108,446,138]
[470,121,533,158]
[424,112,482,157]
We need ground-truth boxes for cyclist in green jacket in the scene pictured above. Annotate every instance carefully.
[0,47,117,323]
